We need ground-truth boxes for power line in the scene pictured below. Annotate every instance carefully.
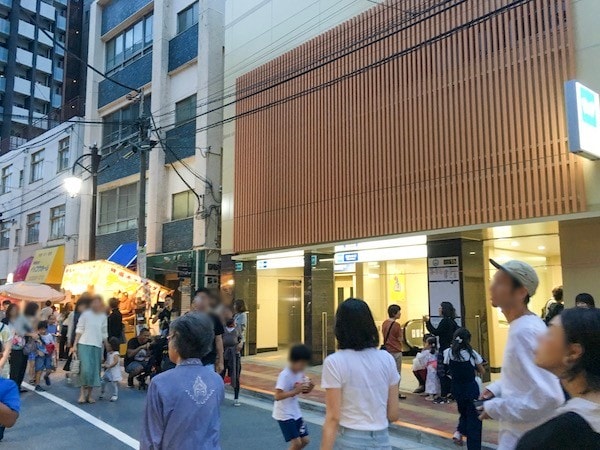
[22,10,140,94]
[169,0,525,137]
[153,0,463,131]
[152,0,455,122]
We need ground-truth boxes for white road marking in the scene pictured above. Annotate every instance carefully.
[23,383,139,449]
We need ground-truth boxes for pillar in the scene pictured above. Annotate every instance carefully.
[304,254,335,365]
[427,239,489,377]
[234,260,258,355]
[559,218,600,307]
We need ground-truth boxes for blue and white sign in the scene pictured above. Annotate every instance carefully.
[565,80,600,160]
[335,252,359,264]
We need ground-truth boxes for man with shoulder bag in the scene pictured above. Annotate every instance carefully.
[381,304,407,400]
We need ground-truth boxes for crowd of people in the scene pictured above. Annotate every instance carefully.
[0,257,598,449]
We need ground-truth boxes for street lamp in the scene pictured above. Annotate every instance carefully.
[64,176,83,198]
[63,144,101,261]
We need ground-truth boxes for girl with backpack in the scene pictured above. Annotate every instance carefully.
[443,328,486,449]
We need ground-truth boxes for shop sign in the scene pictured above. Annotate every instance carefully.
[177,265,192,278]
[565,80,600,160]
[335,252,359,264]
[311,255,318,266]
[26,246,65,284]
[234,262,244,272]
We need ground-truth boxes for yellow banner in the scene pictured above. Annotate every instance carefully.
[26,246,65,284]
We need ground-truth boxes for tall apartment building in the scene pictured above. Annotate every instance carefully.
[0,0,86,154]
[81,0,224,311]
[0,119,84,285]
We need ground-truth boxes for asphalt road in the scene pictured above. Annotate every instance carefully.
[3,374,445,450]
[3,375,321,450]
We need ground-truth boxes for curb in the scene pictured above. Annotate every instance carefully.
[238,387,497,450]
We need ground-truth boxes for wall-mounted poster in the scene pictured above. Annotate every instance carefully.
[388,273,406,303]
[428,256,462,327]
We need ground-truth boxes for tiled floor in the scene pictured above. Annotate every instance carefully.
[241,351,499,446]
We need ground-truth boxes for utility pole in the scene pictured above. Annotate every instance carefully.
[136,90,149,278]
[89,144,101,260]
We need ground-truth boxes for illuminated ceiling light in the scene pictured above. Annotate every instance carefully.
[510,241,520,247]
[469,251,476,255]
[335,235,426,252]
[256,250,303,260]
[537,245,546,251]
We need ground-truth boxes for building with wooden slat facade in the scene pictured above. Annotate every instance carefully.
[221,0,600,370]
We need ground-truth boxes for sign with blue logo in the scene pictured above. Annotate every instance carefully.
[335,252,359,264]
[234,262,244,272]
[565,80,600,160]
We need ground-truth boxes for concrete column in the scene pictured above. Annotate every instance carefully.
[559,218,600,307]
[234,260,258,355]
[303,254,335,366]
[428,239,490,376]
[194,0,224,251]
[78,0,103,261]
[146,0,169,255]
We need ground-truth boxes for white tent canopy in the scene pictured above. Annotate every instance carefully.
[0,282,65,302]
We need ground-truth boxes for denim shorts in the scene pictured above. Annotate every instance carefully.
[35,355,54,372]
[335,427,391,450]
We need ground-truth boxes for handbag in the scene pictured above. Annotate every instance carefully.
[380,321,396,351]
[22,337,37,356]
[70,354,80,374]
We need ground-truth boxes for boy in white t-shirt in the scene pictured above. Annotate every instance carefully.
[100,337,123,402]
[272,344,315,450]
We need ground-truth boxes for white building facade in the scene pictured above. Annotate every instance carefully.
[81,0,224,309]
[0,119,84,284]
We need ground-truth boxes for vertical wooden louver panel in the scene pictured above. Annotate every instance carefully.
[233,0,586,253]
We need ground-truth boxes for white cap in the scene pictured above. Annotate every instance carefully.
[489,259,539,297]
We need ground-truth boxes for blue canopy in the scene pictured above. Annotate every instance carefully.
[107,242,137,268]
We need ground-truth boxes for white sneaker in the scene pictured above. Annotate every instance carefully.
[110,396,118,402]
[233,400,241,407]
[453,431,464,447]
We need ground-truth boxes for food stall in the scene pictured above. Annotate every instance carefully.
[61,260,172,339]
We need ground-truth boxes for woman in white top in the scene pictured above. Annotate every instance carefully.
[321,298,400,450]
[71,295,108,404]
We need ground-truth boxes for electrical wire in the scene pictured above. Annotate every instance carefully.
[152,0,455,121]
[22,10,140,93]
[153,0,464,131]
[184,0,531,136]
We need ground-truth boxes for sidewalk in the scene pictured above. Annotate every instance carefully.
[239,357,499,449]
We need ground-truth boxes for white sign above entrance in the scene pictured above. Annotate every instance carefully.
[565,80,600,160]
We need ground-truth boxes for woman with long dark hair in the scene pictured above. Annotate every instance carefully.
[516,308,600,449]
[233,299,248,356]
[426,301,459,403]
[321,299,400,449]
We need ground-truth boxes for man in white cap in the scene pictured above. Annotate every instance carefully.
[478,260,564,449]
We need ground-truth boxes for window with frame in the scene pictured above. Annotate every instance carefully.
[172,190,196,220]
[49,205,66,240]
[177,2,199,34]
[0,222,9,249]
[26,212,40,244]
[1,166,11,194]
[106,14,153,75]
[57,137,70,172]
[102,95,152,152]
[18,170,24,188]
[98,183,139,234]
[175,94,196,125]
[30,150,44,183]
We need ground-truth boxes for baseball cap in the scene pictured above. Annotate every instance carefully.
[489,259,539,297]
